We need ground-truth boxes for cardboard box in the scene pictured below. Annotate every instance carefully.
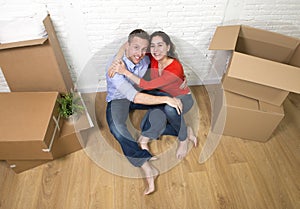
[209,25,300,105]
[6,128,85,174]
[0,92,62,160]
[6,110,93,173]
[0,14,73,93]
[222,72,289,106]
[212,90,284,142]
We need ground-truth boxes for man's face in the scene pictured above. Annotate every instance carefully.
[126,36,149,64]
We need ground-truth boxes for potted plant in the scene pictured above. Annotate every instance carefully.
[57,92,84,123]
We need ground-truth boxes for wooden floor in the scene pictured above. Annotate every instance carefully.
[0,85,299,209]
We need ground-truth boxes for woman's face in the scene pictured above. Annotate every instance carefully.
[150,36,170,61]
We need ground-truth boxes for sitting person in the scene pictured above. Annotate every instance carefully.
[108,31,197,160]
[106,29,184,195]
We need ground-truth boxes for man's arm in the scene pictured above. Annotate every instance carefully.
[134,92,183,115]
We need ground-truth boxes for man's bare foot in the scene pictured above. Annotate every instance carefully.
[141,161,159,195]
[187,126,197,147]
[176,139,189,159]
[149,156,158,161]
[138,135,150,151]
[138,136,158,161]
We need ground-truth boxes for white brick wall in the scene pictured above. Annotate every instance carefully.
[0,0,299,92]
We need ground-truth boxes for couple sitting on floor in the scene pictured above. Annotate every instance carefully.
[106,29,197,195]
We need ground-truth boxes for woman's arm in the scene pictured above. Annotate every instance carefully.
[109,60,141,85]
[138,61,185,90]
[138,70,179,90]
[114,42,127,60]
[110,61,180,90]
[107,42,127,77]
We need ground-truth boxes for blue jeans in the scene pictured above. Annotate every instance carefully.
[141,94,194,141]
[106,90,179,167]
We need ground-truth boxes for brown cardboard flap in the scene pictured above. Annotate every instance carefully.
[222,74,289,106]
[225,90,258,109]
[209,25,241,50]
[239,25,299,49]
[289,42,300,67]
[228,52,300,94]
[259,101,284,115]
[0,38,47,50]
[236,37,296,63]
[43,14,74,92]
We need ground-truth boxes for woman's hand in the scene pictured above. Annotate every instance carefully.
[166,97,183,115]
[179,77,188,89]
[108,60,127,78]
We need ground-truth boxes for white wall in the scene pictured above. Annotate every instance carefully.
[0,0,299,92]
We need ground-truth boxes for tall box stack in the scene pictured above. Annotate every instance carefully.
[0,15,93,173]
[209,25,300,142]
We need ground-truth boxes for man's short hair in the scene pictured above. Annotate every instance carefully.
[128,29,150,43]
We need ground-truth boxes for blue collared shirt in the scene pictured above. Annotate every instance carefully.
[106,54,150,102]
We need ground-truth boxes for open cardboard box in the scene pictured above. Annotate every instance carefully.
[212,89,284,142]
[0,92,63,160]
[209,25,300,106]
[6,112,93,174]
[0,14,73,93]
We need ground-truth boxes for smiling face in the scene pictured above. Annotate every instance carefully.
[150,35,170,61]
[126,36,149,64]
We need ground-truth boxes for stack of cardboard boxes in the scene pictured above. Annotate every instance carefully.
[209,25,300,142]
[0,15,92,173]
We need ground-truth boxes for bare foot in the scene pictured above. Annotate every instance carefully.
[138,136,158,161]
[176,139,189,160]
[138,135,150,151]
[141,162,159,195]
[176,127,197,159]
[187,126,197,147]
[149,156,159,161]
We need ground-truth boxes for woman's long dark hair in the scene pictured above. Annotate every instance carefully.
[150,31,178,59]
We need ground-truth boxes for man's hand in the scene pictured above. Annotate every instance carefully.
[165,97,183,115]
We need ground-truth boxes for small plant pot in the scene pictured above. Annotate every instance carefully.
[65,113,80,124]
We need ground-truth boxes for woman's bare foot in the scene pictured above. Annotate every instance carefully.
[187,126,197,147]
[141,161,159,195]
[176,139,189,160]
[176,127,197,160]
